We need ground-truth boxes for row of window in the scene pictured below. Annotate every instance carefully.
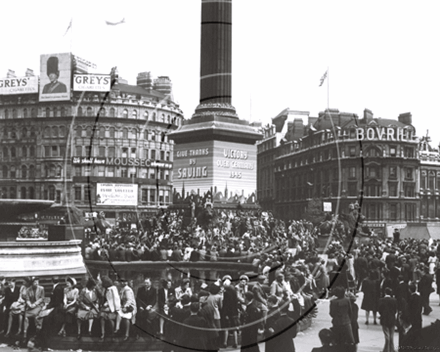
[1,107,182,125]
[74,146,170,160]
[73,126,170,142]
[74,166,170,180]
[2,146,36,159]
[1,164,63,179]
[1,186,36,200]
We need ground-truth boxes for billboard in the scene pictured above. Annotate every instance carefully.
[39,53,71,102]
[173,140,257,197]
[0,76,38,95]
[73,74,111,92]
[96,183,138,206]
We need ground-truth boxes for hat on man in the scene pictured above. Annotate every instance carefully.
[239,275,249,282]
[222,275,232,282]
[66,277,77,286]
[257,275,266,281]
[47,56,60,77]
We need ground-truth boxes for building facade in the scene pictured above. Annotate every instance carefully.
[0,54,184,222]
[258,108,421,227]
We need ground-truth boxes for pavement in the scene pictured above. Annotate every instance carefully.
[0,292,439,352]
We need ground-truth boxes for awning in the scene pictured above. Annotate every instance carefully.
[400,224,430,240]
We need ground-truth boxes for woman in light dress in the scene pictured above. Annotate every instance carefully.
[58,277,79,336]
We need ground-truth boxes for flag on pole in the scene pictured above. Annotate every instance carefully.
[319,70,327,87]
[105,18,125,26]
[63,18,72,37]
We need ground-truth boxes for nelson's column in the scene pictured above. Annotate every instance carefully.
[170,0,262,201]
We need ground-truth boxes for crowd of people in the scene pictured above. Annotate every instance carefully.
[2,202,440,351]
[312,229,440,352]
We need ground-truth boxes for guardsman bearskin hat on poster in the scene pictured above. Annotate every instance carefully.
[47,56,60,77]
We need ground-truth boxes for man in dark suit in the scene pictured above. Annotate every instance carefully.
[178,302,208,351]
[404,283,423,349]
[37,276,65,350]
[266,299,297,352]
[378,287,397,352]
[241,291,263,352]
[418,266,433,315]
[136,278,157,339]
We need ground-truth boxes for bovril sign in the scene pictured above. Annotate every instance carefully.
[73,74,111,92]
[356,127,410,141]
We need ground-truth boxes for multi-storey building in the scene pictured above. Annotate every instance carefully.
[0,53,184,222]
[257,108,420,229]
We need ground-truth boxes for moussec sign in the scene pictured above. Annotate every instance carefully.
[73,74,111,92]
[0,77,38,95]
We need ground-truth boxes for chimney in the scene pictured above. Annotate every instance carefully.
[363,109,373,123]
[398,112,412,125]
[153,76,172,96]
[137,71,153,90]
[6,70,16,78]
[25,68,35,77]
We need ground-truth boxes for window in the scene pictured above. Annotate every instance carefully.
[51,146,58,157]
[85,146,92,157]
[77,107,83,116]
[84,187,91,203]
[389,166,397,179]
[389,146,396,157]
[99,126,105,138]
[2,166,7,178]
[1,187,7,198]
[84,166,91,176]
[5,109,9,119]
[107,166,114,177]
[165,151,170,161]
[59,126,66,137]
[21,165,27,179]
[22,146,27,157]
[108,147,115,157]
[76,146,82,156]
[366,166,380,178]
[404,183,415,197]
[122,128,128,139]
[110,108,115,117]
[109,127,115,138]
[53,107,58,117]
[130,129,137,139]
[348,167,356,179]
[29,165,35,178]
[151,150,156,160]
[56,190,61,203]
[149,169,156,179]
[405,203,416,221]
[86,126,92,137]
[348,182,357,196]
[405,168,413,180]
[87,107,93,116]
[142,189,148,203]
[56,165,62,177]
[389,203,398,221]
[160,151,165,160]
[132,110,138,119]
[404,147,414,158]
[388,182,398,197]
[366,183,381,197]
[151,132,156,141]
[28,187,34,199]
[9,187,16,199]
[144,111,149,120]
[31,108,37,118]
[150,190,155,203]
[130,148,136,158]
[121,168,128,178]
[368,148,377,157]
[123,109,128,118]
[98,166,105,177]
[23,108,27,118]
[75,166,81,177]
[2,147,7,159]
[45,107,50,117]
[60,107,66,117]
[122,147,128,158]
[49,164,55,178]
[10,147,15,158]
[98,108,106,117]
[22,127,28,138]
[366,203,380,220]
[30,127,36,137]
[12,109,17,118]
[99,147,105,157]
[129,168,136,178]
[10,166,16,178]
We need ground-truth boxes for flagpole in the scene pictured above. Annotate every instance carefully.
[327,66,329,110]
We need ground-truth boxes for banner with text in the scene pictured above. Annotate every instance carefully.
[96,183,138,206]
[73,74,111,92]
[0,76,38,95]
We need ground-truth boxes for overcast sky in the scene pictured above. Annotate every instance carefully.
[2,0,440,145]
